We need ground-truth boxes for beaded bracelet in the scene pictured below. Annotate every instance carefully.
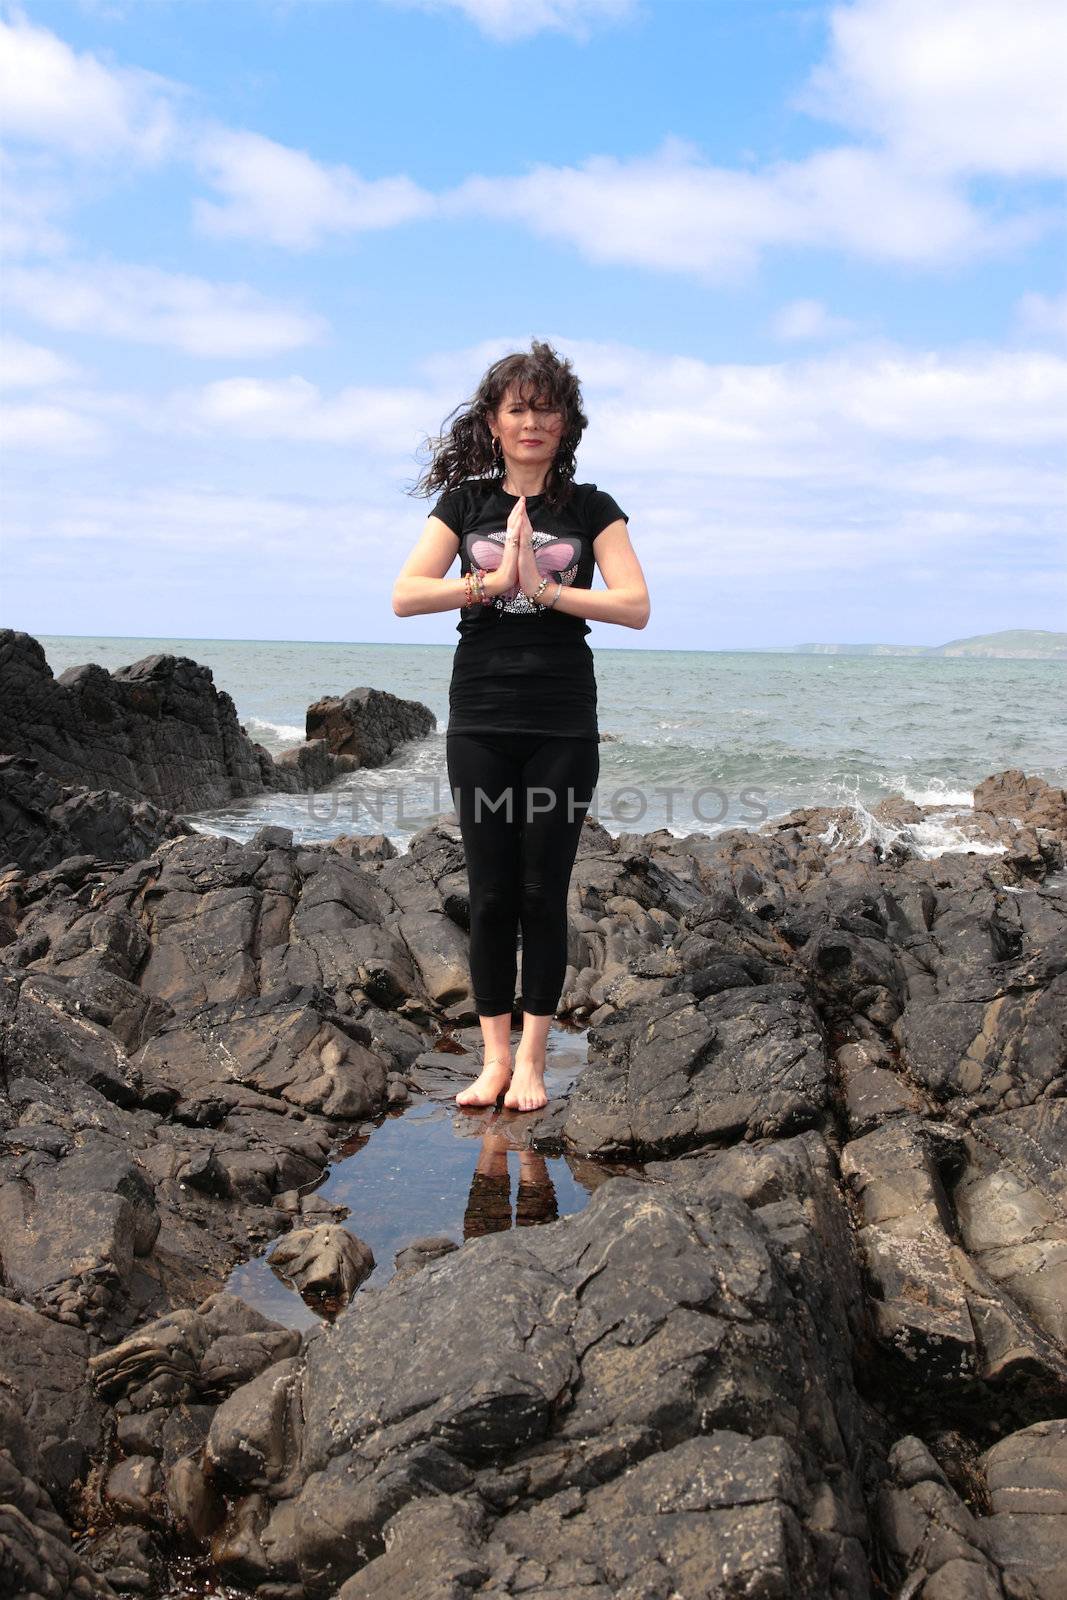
[464,567,490,607]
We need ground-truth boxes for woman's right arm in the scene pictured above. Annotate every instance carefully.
[392,516,467,617]
[392,509,517,617]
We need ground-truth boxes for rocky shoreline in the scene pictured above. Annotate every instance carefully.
[1,631,1065,1599]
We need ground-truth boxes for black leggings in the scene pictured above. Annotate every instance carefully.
[445,731,600,1017]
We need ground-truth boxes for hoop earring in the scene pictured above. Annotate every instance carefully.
[491,435,502,459]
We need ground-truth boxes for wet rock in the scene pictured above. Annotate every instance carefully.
[268,1222,375,1302]
[209,1489,272,1584]
[89,1293,301,1411]
[104,1454,161,1520]
[205,1357,304,1493]
[1,751,1064,1599]
[273,1187,350,1222]
[0,1484,120,1598]
[164,1453,226,1542]
[160,1401,216,1466]
[0,1388,117,1598]
[115,1409,167,1458]
[272,737,360,789]
[82,1524,162,1596]
[555,982,828,1159]
[0,629,270,811]
[393,1235,460,1280]
[304,686,436,766]
[973,769,1067,839]
[206,1167,875,1595]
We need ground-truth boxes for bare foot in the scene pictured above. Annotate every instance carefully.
[456,1056,512,1107]
[503,1056,547,1112]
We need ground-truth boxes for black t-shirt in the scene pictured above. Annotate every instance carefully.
[429,478,628,739]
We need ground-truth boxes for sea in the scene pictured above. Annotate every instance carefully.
[36,634,1067,860]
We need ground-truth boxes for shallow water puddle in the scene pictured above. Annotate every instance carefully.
[224,1025,639,1330]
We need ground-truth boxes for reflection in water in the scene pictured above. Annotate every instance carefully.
[224,1026,641,1331]
[465,1131,560,1238]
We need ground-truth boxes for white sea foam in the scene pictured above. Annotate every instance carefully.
[243,715,306,745]
[876,773,975,808]
[243,720,308,748]
[816,799,1005,860]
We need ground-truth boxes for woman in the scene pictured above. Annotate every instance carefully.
[393,340,650,1112]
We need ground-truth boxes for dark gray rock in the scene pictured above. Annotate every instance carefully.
[876,1434,1006,1597]
[104,1453,161,1520]
[0,1382,118,1598]
[0,752,192,875]
[200,1161,876,1596]
[0,760,1063,1599]
[304,686,436,767]
[842,1114,1067,1396]
[554,982,828,1159]
[88,1292,301,1410]
[0,629,269,811]
[0,632,427,835]
[0,1295,108,1496]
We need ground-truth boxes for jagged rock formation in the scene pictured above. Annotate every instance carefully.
[0,763,1064,1597]
[0,630,438,873]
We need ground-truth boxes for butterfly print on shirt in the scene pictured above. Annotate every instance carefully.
[465,530,580,614]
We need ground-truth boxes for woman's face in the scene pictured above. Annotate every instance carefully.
[490,384,564,476]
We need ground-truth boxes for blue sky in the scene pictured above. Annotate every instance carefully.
[1,0,1064,649]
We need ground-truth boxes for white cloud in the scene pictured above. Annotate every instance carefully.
[796,0,1067,179]
[0,145,73,257]
[565,340,1067,475]
[174,3,1063,273]
[0,5,183,161]
[6,336,1063,631]
[0,400,106,450]
[0,331,84,388]
[172,374,447,452]
[770,299,859,341]
[140,340,1066,468]
[2,259,329,357]
[2,481,400,555]
[379,0,635,44]
[443,137,1034,281]
[190,126,434,250]
[2,4,1061,284]
[10,335,1065,478]
[1016,290,1067,339]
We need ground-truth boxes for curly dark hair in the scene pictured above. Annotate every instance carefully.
[408,339,588,514]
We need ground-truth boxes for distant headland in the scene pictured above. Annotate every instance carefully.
[742,629,1067,660]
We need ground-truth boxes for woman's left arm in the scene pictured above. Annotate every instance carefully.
[539,519,650,630]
